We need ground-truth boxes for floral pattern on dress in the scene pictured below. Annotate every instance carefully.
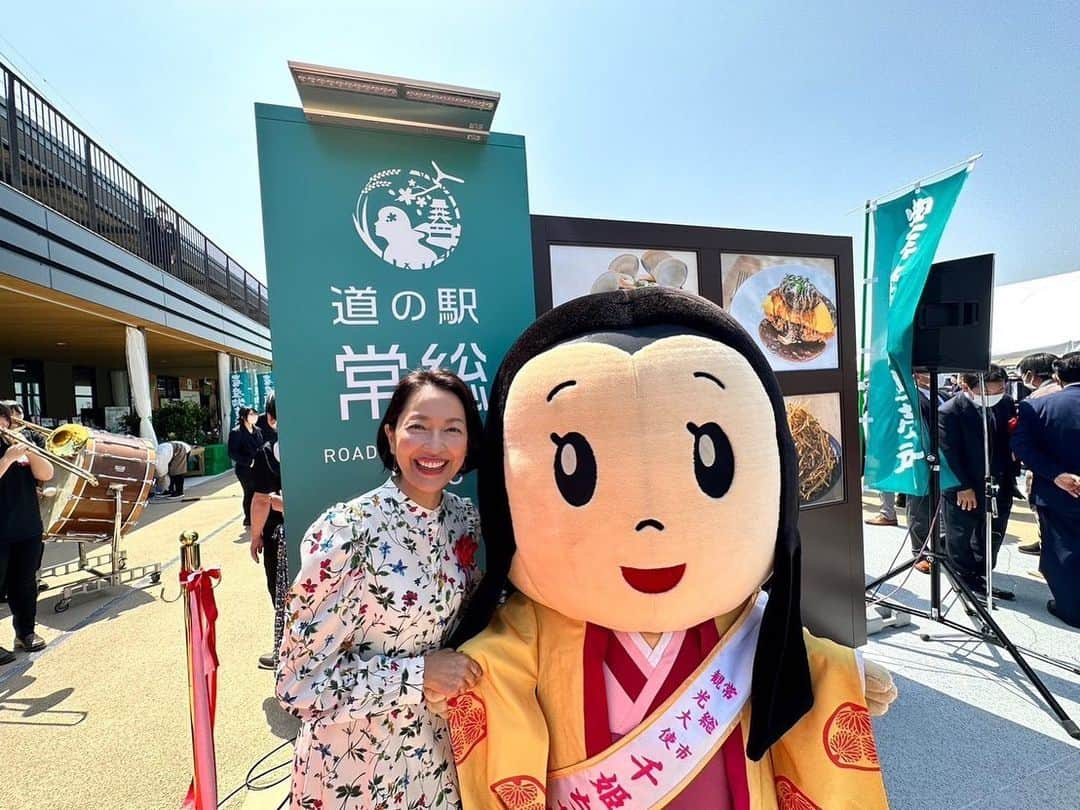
[277,478,482,810]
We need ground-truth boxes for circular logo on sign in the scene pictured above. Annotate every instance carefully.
[352,161,464,270]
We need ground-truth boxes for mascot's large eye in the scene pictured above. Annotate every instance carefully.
[550,432,597,507]
[687,422,734,499]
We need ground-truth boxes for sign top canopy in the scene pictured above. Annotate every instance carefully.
[288,61,500,143]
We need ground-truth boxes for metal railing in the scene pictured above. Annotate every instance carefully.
[0,62,269,326]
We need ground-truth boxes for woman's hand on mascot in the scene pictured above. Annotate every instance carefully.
[424,688,450,718]
[863,659,898,717]
[423,649,482,699]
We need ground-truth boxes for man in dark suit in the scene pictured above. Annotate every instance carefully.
[1011,352,1080,627]
[938,365,1018,599]
[1014,352,1061,555]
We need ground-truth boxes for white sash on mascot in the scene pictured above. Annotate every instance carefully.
[546,593,765,808]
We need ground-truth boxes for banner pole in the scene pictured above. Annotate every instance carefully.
[845,153,982,215]
[858,200,872,453]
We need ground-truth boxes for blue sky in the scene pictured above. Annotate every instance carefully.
[3,1,1078,286]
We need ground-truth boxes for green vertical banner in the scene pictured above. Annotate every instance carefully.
[865,168,969,495]
[257,373,275,409]
[229,372,254,427]
[250,371,264,413]
[255,104,536,570]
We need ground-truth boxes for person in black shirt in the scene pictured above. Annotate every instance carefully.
[938,366,1019,600]
[250,394,282,593]
[228,406,263,528]
[250,393,284,669]
[255,398,277,449]
[0,401,55,664]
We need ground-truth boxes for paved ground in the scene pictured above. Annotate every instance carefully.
[863,492,1080,809]
[1,480,1077,809]
[0,475,296,810]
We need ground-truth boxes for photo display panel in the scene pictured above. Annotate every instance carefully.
[531,216,864,646]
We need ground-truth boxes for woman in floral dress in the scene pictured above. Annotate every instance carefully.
[277,369,485,810]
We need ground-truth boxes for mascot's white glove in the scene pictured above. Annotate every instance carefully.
[863,659,898,716]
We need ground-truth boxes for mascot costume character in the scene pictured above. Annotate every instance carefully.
[446,287,896,809]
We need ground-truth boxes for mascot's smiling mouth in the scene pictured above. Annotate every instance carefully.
[620,564,687,594]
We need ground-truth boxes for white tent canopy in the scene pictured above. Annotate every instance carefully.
[992,270,1080,366]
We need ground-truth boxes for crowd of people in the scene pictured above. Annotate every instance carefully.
[867,351,1080,628]
[4,347,1074,807]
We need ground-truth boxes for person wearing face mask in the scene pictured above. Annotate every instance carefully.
[1019,353,1062,402]
[228,406,264,527]
[1014,354,1061,555]
[937,365,1018,600]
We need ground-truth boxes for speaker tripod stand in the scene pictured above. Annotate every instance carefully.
[865,375,1080,739]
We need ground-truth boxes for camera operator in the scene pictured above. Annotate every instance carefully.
[938,365,1019,600]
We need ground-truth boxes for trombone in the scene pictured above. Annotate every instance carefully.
[0,417,99,486]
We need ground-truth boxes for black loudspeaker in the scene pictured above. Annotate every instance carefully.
[912,253,994,373]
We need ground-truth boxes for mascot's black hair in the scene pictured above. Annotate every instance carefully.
[449,285,813,760]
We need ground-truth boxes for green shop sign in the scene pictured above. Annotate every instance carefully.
[255,104,536,570]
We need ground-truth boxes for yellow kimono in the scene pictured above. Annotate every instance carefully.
[448,593,888,810]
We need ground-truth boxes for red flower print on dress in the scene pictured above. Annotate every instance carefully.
[454,533,479,569]
[300,579,317,594]
[403,590,419,607]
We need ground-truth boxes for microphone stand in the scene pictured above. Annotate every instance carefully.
[865,371,1079,739]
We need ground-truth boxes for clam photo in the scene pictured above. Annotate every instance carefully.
[608,253,640,277]
[549,245,700,307]
[589,250,690,293]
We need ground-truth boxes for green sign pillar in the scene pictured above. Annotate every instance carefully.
[255,104,536,572]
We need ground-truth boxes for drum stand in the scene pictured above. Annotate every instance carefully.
[40,484,163,613]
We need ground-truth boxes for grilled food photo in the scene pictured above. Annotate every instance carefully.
[760,274,838,361]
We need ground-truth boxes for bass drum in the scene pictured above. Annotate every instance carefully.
[40,430,156,539]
